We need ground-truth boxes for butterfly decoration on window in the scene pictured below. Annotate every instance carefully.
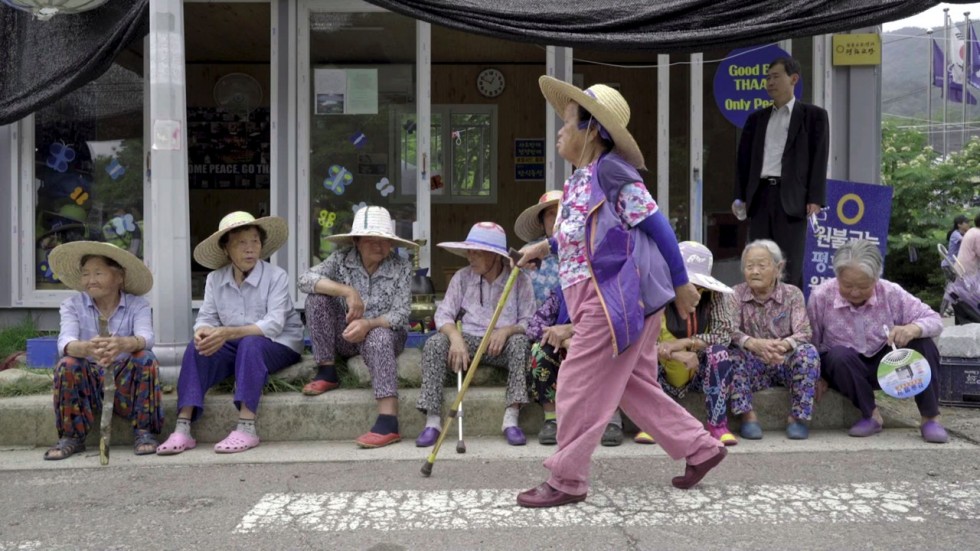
[352,202,367,213]
[110,214,136,235]
[46,142,76,173]
[105,158,126,180]
[37,259,59,283]
[318,209,336,229]
[376,177,394,197]
[70,186,89,205]
[349,131,367,149]
[324,165,353,195]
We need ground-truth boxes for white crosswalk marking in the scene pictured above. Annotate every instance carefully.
[235,480,980,533]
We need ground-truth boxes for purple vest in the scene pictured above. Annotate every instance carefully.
[584,153,675,356]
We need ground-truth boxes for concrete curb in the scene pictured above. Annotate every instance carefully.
[0,386,890,447]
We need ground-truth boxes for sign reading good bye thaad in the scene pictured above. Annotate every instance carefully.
[713,44,803,129]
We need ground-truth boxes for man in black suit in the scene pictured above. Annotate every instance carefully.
[734,56,829,289]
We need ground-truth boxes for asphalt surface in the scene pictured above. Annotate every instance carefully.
[1,431,978,550]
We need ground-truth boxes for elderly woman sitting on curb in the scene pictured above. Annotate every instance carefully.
[44,241,162,460]
[651,241,740,446]
[157,212,305,455]
[729,240,820,440]
[807,239,948,443]
[416,222,535,447]
[298,206,415,448]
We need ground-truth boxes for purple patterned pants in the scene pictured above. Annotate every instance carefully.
[305,293,406,399]
[728,344,820,421]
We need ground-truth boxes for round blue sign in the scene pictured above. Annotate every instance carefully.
[713,44,804,128]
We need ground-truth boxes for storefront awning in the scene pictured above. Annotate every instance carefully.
[365,0,956,51]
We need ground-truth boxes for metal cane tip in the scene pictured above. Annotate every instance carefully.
[420,461,433,477]
[456,442,466,454]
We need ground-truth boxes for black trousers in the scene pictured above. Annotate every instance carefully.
[748,182,806,289]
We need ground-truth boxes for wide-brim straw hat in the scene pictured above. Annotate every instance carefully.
[324,205,417,249]
[515,189,562,243]
[679,241,733,294]
[538,76,645,170]
[193,211,288,270]
[48,241,154,296]
[438,222,510,262]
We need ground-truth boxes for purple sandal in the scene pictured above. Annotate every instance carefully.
[503,426,526,446]
[415,427,440,447]
[848,417,882,437]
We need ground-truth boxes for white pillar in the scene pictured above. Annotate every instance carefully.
[546,46,573,191]
[657,54,670,217]
[148,0,193,382]
[689,52,703,242]
[415,20,433,269]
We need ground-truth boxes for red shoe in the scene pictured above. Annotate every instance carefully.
[516,482,586,508]
[302,380,339,396]
[671,447,727,489]
[356,432,401,448]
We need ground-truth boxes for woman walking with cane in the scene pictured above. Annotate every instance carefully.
[516,77,725,508]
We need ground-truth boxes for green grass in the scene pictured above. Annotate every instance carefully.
[0,368,54,398]
[0,316,54,361]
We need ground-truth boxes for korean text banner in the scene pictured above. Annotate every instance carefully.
[803,179,893,300]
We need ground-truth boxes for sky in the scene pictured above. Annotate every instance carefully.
[883,3,980,31]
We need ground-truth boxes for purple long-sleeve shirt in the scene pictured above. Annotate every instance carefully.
[58,291,155,361]
[435,266,535,337]
[807,277,943,356]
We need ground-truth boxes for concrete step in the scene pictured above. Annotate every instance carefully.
[0,386,902,448]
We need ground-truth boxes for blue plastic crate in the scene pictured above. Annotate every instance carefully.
[26,336,59,369]
[406,332,435,349]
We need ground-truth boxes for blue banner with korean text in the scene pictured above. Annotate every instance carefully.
[803,179,892,300]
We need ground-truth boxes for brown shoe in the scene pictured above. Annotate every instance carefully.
[302,380,339,396]
[671,447,727,490]
[355,431,401,448]
[516,482,586,508]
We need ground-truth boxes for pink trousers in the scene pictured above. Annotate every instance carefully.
[544,280,722,495]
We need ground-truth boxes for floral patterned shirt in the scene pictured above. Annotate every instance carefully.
[554,161,660,290]
[731,282,812,350]
[807,277,943,356]
[435,266,535,337]
[298,246,412,328]
[526,289,565,343]
[526,243,560,307]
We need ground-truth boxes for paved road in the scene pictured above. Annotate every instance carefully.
[1,431,978,550]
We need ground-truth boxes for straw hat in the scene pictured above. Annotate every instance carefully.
[515,190,562,243]
[324,206,417,249]
[437,222,510,262]
[193,211,288,270]
[538,76,645,170]
[48,241,154,296]
[679,241,733,294]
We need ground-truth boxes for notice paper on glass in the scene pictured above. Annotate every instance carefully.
[314,69,347,115]
[345,69,378,115]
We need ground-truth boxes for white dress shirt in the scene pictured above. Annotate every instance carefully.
[761,96,795,178]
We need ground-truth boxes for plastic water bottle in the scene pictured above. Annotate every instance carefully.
[732,199,747,221]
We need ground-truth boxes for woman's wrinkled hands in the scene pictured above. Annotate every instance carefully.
[342,319,372,344]
[517,240,550,270]
[673,282,700,320]
[448,334,471,373]
[194,326,228,357]
[747,337,785,365]
[889,324,922,348]
[542,324,573,350]
[90,336,127,366]
[344,287,365,323]
[487,328,511,357]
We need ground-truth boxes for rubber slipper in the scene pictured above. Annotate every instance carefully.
[133,430,159,456]
[214,429,260,454]
[42,437,85,461]
[156,432,197,456]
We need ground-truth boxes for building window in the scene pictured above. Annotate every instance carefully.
[394,104,497,204]
[33,63,144,291]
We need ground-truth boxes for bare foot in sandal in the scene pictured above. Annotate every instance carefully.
[133,430,158,456]
[43,437,86,461]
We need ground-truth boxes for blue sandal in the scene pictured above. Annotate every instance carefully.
[43,437,86,460]
[133,430,159,455]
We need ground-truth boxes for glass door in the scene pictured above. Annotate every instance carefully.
[298,0,420,274]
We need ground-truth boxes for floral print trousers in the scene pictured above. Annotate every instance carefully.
[728,344,820,421]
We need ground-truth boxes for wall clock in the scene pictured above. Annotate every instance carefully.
[477,68,505,98]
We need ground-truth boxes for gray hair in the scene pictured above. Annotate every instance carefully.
[741,239,786,282]
[832,239,883,279]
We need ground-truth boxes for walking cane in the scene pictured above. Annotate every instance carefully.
[97,330,116,466]
[422,249,531,477]
[454,320,466,454]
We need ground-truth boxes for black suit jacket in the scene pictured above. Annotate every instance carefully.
[735,100,830,219]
